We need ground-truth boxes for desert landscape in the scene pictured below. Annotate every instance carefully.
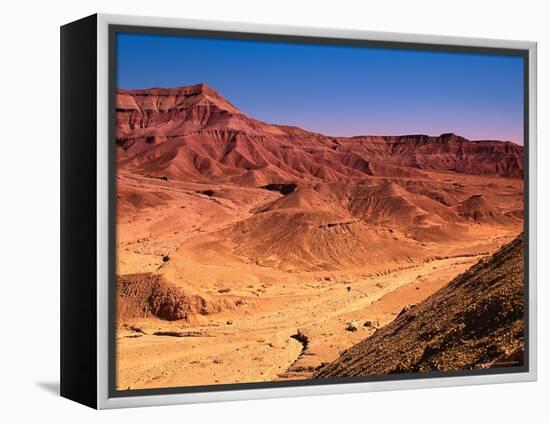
[114,83,524,390]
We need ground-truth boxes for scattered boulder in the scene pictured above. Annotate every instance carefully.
[346,321,359,332]
[363,320,380,328]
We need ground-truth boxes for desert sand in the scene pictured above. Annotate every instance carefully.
[114,84,524,390]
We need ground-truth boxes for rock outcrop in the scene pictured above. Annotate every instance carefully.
[117,273,224,321]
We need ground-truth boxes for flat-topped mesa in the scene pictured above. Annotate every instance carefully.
[116,82,242,115]
[336,132,523,177]
[390,133,523,158]
[344,132,519,145]
[390,133,467,143]
[115,83,251,140]
[118,82,218,96]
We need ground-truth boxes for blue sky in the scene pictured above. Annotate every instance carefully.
[116,32,524,144]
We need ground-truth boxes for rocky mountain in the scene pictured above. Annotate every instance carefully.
[115,84,524,182]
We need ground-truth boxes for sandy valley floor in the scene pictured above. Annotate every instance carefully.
[115,171,522,390]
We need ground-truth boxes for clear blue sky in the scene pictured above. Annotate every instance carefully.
[116,32,524,144]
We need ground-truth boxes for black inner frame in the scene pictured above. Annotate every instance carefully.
[108,24,530,398]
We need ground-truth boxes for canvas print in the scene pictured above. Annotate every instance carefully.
[114,32,526,391]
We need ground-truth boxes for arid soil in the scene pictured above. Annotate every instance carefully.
[114,84,524,390]
[315,234,525,377]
